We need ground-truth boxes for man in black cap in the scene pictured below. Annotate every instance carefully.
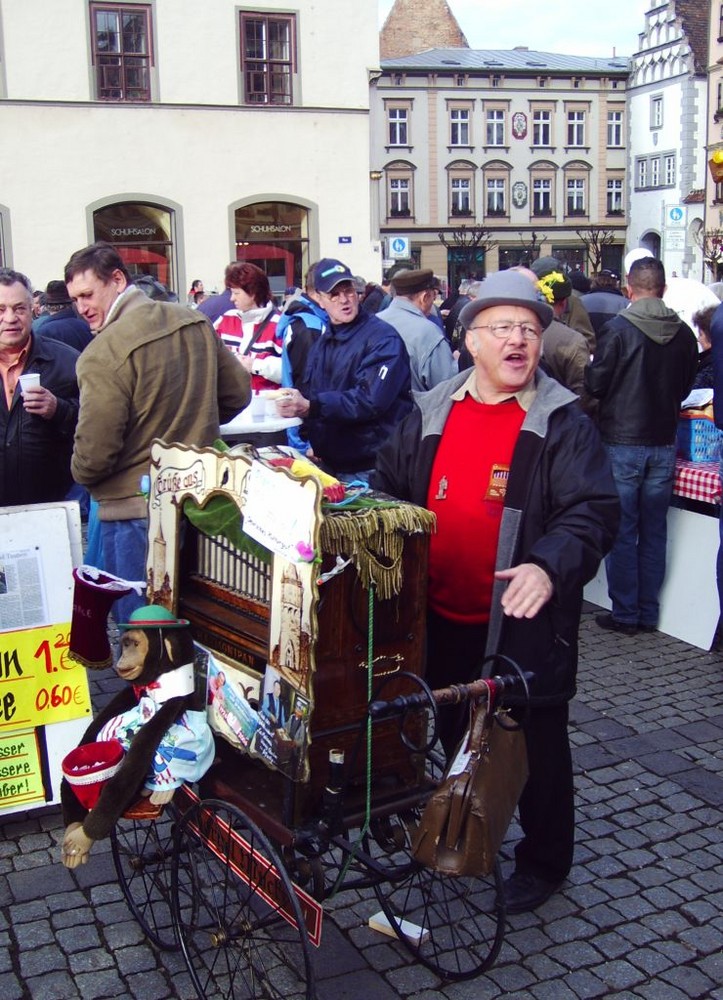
[277,257,412,480]
[377,269,457,391]
[39,280,92,352]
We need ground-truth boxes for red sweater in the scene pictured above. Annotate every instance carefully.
[427,395,525,623]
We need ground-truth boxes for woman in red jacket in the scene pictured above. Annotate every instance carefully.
[213,262,282,392]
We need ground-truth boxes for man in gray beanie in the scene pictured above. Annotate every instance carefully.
[373,269,619,914]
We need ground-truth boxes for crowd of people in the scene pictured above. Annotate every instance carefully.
[4,240,719,915]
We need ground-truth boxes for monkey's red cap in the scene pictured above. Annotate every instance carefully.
[118,605,190,630]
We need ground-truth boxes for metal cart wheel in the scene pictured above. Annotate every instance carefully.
[370,822,505,981]
[110,801,179,951]
[171,798,316,1000]
[368,743,505,981]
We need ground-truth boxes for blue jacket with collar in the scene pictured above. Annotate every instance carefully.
[298,308,412,473]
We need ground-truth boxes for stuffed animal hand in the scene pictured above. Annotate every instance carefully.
[61,823,94,869]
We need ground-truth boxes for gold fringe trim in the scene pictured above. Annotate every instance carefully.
[320,504,436,601]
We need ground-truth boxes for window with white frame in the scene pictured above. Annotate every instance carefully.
[650,157,660,187]
[240,11,296,105]
[606,178,623,214]
[451,177,472,215]
[486,109,505,146]
[532,110,551,146]
[389,176,411,216]
[566,177,586,215]
[650,95,663,129]
[637,158,647,188]
[607,110,623,147]
[532,178,552,215]
[567,110,586,147]
[90,2,153,101]
[486,177,506,216]
[388,107,409,146]
[664,153,676,186]
[450,108,470,146]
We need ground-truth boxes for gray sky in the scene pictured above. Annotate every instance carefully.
[379,0,651,58]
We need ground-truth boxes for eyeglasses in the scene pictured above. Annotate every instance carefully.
[468,320,542,341]
[320,285,358,302]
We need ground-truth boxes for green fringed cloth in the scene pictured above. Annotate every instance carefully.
[181,491,436,601]
[321,503,436,601]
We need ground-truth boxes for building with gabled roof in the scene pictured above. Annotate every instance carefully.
[370,44,629,287]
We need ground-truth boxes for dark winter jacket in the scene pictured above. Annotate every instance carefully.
[40,307,93,353]
[372,369,619,705]
[299,309,412,473]
[0,334,80,505]
[585,296,698,446]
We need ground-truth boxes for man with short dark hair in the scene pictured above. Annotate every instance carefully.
[377,268,457,391]
[585,257,698,634]
[0,269,80,505]
[277,257,412,480]
[373,269,619,914]
[65,241,250,620]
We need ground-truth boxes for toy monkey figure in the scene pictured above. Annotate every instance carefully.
[61,605,214,868]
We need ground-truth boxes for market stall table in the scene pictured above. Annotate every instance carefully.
[673,459,721,506]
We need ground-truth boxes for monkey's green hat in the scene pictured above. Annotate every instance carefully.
[118,605,190,630]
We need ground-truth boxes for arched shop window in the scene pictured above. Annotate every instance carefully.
[234,202,310,299]
[93,201,175,291]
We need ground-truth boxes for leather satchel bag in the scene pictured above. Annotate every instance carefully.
[411,687,529,877]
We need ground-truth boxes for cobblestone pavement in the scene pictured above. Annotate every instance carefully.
[1,602,721,1000]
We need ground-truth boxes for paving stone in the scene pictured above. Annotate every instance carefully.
[0,971,25,1000]
[18,943,68,978]
[72,969,127,999]
[21,971,80,1000]
[591,958,647,990]
[660,965,718,998]
[56,923,103,953]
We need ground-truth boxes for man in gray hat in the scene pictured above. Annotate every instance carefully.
[377,268,457,391]
[373,269,619,915]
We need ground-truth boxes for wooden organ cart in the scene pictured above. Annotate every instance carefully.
[109,440,522,1000]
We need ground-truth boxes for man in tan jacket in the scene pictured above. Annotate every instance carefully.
[66,242,250,621]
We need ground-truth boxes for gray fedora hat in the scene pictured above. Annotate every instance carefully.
[459,270,553,331]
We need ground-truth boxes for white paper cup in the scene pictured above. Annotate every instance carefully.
[18,373,40,393]
[249,393,265,423]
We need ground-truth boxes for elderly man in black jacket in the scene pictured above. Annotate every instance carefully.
[373,270,619,915]
[0,269,80,505]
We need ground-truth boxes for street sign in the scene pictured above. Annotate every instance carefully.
[388,236,410,259]
[338,236,352,244]
[665,205,686,227]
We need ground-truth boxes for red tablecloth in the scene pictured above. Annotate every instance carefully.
[674,460,721,505]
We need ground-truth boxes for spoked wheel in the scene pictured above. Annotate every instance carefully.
[171,798,316,1000]
[368,743,506,981]
[110,800,179,951]
[373,840,505,981]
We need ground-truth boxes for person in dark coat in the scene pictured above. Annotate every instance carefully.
[276,258,412,480]
[38,280,93,352]
[373,269,619,915]
[0,269,80,505]
[582,271,626,338]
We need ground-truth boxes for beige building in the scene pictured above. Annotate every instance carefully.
[0,0,381,296]
[371,43,630,289]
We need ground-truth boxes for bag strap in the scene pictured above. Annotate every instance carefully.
[446,698,493,849]
[242,308,278,356]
